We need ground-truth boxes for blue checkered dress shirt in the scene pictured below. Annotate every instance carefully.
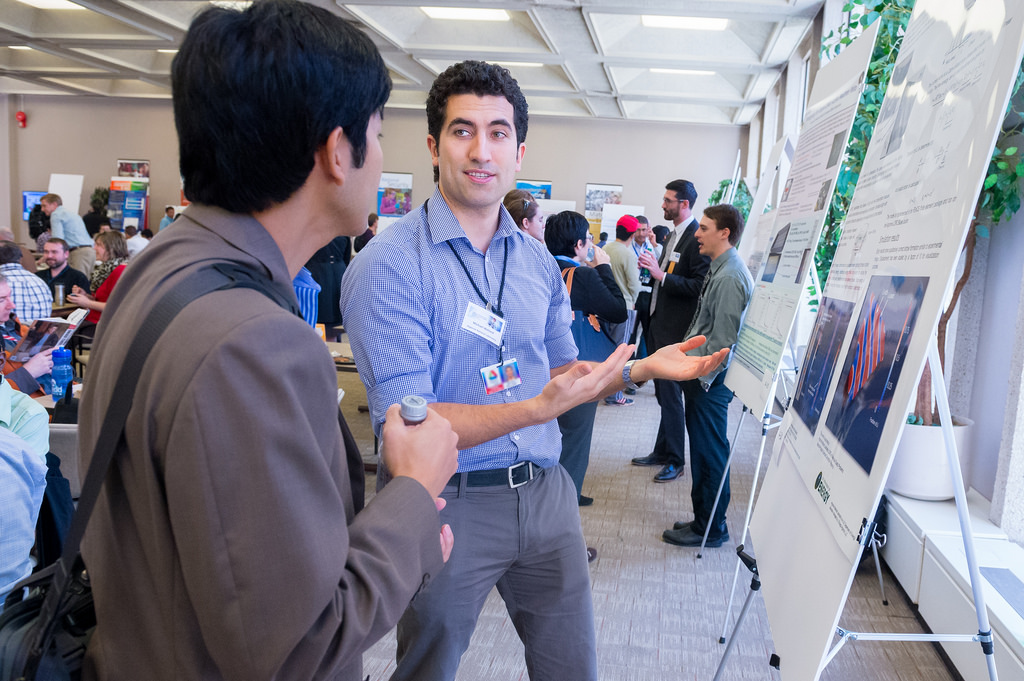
[340,187,577,471]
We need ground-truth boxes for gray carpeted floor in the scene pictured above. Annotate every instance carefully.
[338,370,955,681]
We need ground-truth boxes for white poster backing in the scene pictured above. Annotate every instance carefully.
[750,2,1024,680]
[725,22,877,417]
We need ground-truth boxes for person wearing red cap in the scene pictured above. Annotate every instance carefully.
[602,214,642,405]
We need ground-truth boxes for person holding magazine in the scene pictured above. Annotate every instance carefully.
[0,273,55,396]
[545,210,627,520]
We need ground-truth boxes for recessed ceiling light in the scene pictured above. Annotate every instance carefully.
[651,67,715,76]
[494,61,544,69]
[421,7,510,21]
[157,49,178,54]
[14,0,85,9]
[210,0,252,9]
[8,45,33,50]
[641,15,728,31]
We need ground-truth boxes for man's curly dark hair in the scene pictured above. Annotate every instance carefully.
[426,60,529,182]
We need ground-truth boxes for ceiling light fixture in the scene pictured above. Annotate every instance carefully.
[650,67,715,76]
[641,15,728,31]
[494,61,544,69]
[421,7,510,21]
[14,0,85,9]
[9,46,33,50]
[209,0,252,9]
[157,49,178,54]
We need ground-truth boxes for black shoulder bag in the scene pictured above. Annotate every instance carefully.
[0,263,298,681]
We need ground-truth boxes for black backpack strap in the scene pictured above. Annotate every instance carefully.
[25,262,297,673]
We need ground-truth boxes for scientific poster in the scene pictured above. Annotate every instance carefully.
[725,23,876,416]
[584,183,622,232]
[771,0,1024,558]
[377,172,412,217]
[749,4,1024,677]
[516,179,552,199]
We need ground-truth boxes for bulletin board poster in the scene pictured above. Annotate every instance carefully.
[725,22,876,417]
[775,0,1024,559]
[584,183,622,233]
[117,159,150,178]
[377,172,412,218]
[516,180,552,199]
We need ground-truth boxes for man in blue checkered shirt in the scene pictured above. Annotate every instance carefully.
[0,240,53,324]
[340,60,728,681]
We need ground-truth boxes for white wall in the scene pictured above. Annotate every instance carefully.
[3,97,744,243]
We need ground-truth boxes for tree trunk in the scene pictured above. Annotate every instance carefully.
[915,204,981,424]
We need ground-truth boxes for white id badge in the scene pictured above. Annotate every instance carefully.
[462,302,504,346]
[670,252,681,263]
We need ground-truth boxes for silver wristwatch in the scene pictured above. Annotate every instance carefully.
[622,360,644,391]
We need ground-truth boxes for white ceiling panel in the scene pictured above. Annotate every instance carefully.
[0,0,823,126]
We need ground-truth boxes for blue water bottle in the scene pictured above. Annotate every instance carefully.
[50,347,74,400]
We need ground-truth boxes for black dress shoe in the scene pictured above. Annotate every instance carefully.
[662,525,730,548]
[578,495,594,507]
[631,453,668,467]
[672,520,692,531]
[587,547,598,563]
[653,463,683,482]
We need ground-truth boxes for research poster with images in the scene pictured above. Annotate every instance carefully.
[771,0,1024,561]
[725,22,877,416]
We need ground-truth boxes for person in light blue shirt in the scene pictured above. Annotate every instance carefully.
[41,193,95,276]
[158,206,176,231]
[0,377,49,610]
[339,59,728,681]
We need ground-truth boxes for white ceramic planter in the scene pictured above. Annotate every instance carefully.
[887,417,974,501]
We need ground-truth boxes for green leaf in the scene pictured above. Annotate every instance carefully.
[975,224,990,238]
[997,160,1009,170]
[1005,146,1018,155]
[984,173,999,189]
[842,3,855,10]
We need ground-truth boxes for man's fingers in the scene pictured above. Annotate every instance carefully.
[440,524,454,563]
[675,335,707,354]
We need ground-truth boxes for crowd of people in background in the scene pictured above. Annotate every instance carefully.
[0,7,753,678]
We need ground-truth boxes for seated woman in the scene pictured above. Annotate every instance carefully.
[0,274,54,396]
[503,189,546,242]
[67,230,129,334]
[545,210,626,515]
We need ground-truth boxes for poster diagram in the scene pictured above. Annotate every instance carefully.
[824,275,929,473]
[791,297,855,434]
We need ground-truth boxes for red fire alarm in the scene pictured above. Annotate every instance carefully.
[15,111,27,128]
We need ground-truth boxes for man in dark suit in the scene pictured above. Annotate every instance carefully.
[633,179,710,482]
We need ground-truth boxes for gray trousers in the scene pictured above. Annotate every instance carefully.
[391,464,597,681]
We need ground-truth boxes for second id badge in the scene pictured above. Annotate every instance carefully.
[481,358,522,395]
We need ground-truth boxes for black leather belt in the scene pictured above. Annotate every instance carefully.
[448,461,542,489]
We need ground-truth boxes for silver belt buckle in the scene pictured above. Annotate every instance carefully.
[507,461,534,488]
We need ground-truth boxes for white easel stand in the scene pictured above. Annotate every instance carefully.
[822,340,998,680]
[712,340,999,681]
[696,385,782,644]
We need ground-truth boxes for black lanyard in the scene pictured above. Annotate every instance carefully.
[426,198,510,363]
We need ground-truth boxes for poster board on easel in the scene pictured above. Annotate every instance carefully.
[725,20,878,420]
[748,1,1024,679]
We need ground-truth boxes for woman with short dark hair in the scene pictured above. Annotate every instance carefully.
[544,210,626,517]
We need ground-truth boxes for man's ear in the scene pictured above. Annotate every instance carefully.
[319,126,349,186]
[515,142,526,171]
[427,135,440,173]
